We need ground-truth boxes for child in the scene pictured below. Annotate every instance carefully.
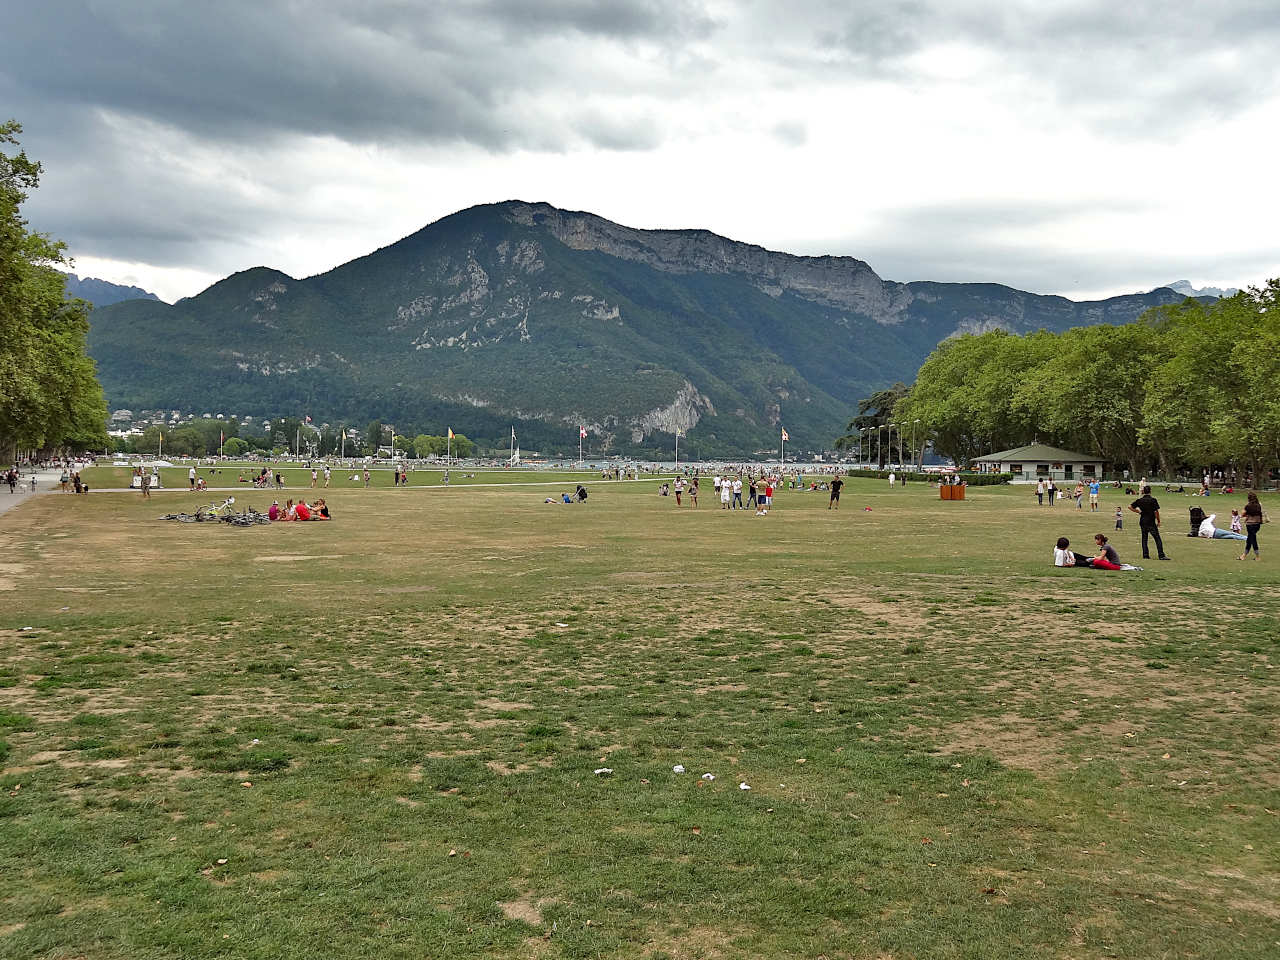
[1230,509,1242,534]
[1114,506,1123,530]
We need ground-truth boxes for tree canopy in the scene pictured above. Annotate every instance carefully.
[1,120,108,456]
[885,281,1280,477]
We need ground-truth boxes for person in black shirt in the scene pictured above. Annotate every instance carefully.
[829,475,843,510]
[1128,486,1170,560]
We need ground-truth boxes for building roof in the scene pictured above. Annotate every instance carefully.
[973,443,1103,463]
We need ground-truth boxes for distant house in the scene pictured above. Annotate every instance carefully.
[110,409,133,423]
[973,443,1105,483]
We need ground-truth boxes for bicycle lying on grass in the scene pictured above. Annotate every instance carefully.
[159,496,271,526]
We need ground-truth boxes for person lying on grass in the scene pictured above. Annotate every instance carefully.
[1198,513,1248,540]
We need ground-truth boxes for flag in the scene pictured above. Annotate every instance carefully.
[448,428,455,440]
[305,415,312,423]
[675,428,682,437]
[579,426,587,438]
[511,426,516,441]
[781,427,790,442]
[341,429,346,440]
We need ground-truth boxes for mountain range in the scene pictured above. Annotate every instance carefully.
[86,201,1200,456]
[62,272,160,307]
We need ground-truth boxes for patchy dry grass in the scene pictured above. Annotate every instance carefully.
[1,479,1277,958]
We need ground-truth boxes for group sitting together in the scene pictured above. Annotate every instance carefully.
[268,498,331,521]
[1053,534,1142,571]
[545,485,588,504]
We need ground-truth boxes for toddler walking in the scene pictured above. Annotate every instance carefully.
[1114,505,1123,531]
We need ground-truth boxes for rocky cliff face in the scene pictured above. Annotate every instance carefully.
[502,201,914,322]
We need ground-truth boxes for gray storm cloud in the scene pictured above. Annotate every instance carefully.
[3,0,1277,294]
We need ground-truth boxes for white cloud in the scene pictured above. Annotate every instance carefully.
[5,0,1277,301]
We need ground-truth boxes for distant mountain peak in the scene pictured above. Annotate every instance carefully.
[1162,280,1239,299]
[61,272,162,306]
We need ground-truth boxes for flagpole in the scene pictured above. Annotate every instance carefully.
[510,425,515,464]
[579,430,583,467]
[674,430,679,471]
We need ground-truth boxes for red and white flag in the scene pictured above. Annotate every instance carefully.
[781,427,790,442]
[579,426,587,438]
[305,415,312,423]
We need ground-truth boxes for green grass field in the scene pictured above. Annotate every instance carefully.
[2,479,1277,958]
[78,462,612,492]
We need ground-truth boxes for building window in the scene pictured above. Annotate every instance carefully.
[1083,464,1096,476]
[1036,464,1050,475]
[1010,464,1022,474]
[1064,464,1073,478]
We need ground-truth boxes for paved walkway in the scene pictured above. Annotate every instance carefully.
[0,469,66,518]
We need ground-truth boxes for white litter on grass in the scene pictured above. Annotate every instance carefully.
[554,622,569,627]
[20,627,33,631]
[593,768,613,775]
[739,782,751,791]
[702,773,715,781]
[672,764,686,774]
[250,739,261,745]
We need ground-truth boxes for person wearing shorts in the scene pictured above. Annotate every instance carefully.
[1089,479,1100,512]
[829,475,843,510]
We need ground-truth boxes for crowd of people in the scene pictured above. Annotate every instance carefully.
[267,498,331,521]
[659,473,782,515]
[1054,484,1266,568]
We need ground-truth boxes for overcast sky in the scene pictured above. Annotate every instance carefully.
[5,0,1278,303]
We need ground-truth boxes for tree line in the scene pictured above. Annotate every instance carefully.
[116,416,475,460]
[1,121,109,459]
[862,280,1280,479]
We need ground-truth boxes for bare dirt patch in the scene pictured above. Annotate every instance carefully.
[0,561,25,590]
[253,554,345,562]
[476,699,532,712]
[499,895,548,925]
[930,713,1064,771]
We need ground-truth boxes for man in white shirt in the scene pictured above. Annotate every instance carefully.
[731,476,743,509]
[188,466,197,490]
[1199,514,1247,540]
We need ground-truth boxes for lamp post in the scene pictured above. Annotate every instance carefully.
[896,424,904,472]
[879,424,888,470]
[913,419,921,471]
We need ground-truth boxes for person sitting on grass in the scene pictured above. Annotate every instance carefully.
[295,499,312,521]
[1198,512,1247,540]
[268,500,280,521]
[1053,537,1094,568]
[281,499,296,521]
[1091,534,1123,570]
[313,498,331,519]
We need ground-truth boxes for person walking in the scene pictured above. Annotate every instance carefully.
[673,476,684,506]
[732,475,743,510]
[829,474,843,510]
[1046,478,1056,505]
[1036,478,1045,505]
[689,477,699,508]
[1089,478,1101,512]
[140,469,151,500]
[720,477,732,510]
[1239,492,1264,560]
[323,465,331,487]
[1129,485,1170,560]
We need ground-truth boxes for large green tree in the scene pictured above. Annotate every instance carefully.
[0,120,108,455]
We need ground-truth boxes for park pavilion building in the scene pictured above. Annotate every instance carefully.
[972,443,1105,483]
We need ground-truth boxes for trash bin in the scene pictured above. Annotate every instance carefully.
[940,484,965,501]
